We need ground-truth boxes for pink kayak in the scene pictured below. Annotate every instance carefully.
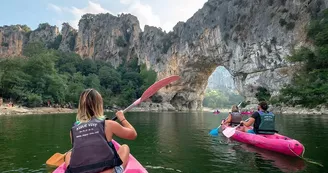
[221,120,304,157]
[241,111,254,115]
[53,140,148,173]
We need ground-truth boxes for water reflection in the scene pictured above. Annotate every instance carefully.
[238,144,306,172]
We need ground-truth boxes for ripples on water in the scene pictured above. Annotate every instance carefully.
[0,112,327,173]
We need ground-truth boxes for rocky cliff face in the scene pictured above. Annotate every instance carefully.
[0,0,327,110]
[141,0,328,110]
[207,66,235,90]
[0,25,26,57]
[74,13,142,66]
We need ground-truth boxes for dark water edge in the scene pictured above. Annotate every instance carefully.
[0,112,327,173]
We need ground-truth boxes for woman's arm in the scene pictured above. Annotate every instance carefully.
[106,111,137,140]
[241,117,255,127]
[224,114,232,124]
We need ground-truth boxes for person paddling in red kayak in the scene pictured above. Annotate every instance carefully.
[223,105,243,126]
[64,89,137,173]
[240,101,277,134]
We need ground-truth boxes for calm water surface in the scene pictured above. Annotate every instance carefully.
[0,112,327,173]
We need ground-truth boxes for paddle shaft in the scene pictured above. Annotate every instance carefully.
[111,102,135,121]
[111,75,179,121]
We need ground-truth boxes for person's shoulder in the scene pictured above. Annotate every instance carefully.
[251,111,259,117]
[105,119,120,127]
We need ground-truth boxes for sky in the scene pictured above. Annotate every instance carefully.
[0,0,207,32]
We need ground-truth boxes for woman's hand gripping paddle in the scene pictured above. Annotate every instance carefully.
[112,75,180,120]
[222,118,250,138]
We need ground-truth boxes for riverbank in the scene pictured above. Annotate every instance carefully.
[272,105,328,115]
[242,104,328,115]
[1,104,328,116]
[0,106,76,116]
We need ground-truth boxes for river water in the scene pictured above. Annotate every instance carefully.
[0,112,327,173]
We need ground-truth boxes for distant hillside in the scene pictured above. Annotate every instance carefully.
[207,66,235,91]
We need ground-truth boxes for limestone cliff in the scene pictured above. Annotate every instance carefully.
[75,13,142,66]
[28,23,60,47]
[1,0,327,110]
[0,25,26,57]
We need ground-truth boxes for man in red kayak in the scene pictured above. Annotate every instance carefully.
[240,101,276,134]
[64,89,137,173]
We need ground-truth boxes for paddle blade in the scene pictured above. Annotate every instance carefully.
[46,153,65,167]
[222,127,236,138]
[140,75,180,102]
[209,128,219,136]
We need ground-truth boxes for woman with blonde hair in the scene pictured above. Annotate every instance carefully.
[64,88,137,173]
[223,105,242,126]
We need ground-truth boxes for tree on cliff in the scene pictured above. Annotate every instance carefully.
[279,9,328,108]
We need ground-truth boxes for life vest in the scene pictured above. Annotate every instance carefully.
[230,112,242,125]
[257,111,276,134]
[66,117,123,173]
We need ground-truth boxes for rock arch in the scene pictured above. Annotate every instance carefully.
[138,0,328,110]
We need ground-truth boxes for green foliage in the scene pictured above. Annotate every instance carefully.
[116,36,127,47]
[278,9,328,108]
[68,32,76,51]
[36,23,50,31]
[279,18,287,26]
[203,89,244,108]
[161,32,177,54]
[0,42,158,108]
[25,93,42,107]
[286,22,295,30]
[255,87,271,101]
[21,25,31,33]
[49,35,62,50]
[1,42,9,47]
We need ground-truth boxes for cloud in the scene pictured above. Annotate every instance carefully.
[119,0,160,31]
[161,0,207,31]
[119,0,207,32]
[69,1,111,28]
[120,0,133,5]
[48,1,111,29]
[48,4,63,14]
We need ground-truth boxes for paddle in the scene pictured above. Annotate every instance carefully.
[222,118,250,138]
[209,118,226,136]
[46,153,66,167]
[112,75,180,120]
[46,75,180,167]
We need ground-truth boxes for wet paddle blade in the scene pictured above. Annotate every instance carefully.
[46,153,65,167]
[117,75,180,116]
[209,128,219,136]
[222,127,236,138]
[140,75,180,101]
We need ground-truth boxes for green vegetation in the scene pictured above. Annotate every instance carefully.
[255,87,271,102]
[0,42,157,108]
[1,42,9,47]
[203,89,244,109]
[278,9,328,108]
[116,36,127,47]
